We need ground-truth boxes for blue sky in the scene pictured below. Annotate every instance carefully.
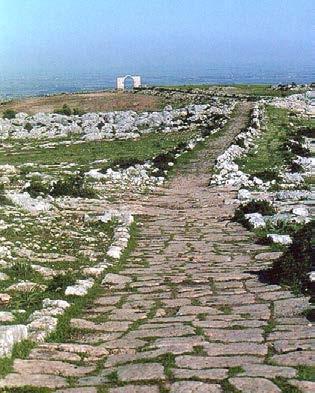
[0,0,313,76]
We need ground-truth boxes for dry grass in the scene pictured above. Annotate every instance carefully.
[0,91,163,115]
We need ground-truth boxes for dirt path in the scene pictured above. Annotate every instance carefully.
[0,102,312,393]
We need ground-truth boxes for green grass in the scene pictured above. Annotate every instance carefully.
[47,220,138,343]
[273,377,302,393]
[237,106,314,177]
[228,366,244,377]
[156,83,308,97]
[0,129,199,168]
[0,340,35,378]
[297,365,315,381]
[218,304,232,315]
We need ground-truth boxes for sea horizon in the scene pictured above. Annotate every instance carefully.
[1,63,314,100]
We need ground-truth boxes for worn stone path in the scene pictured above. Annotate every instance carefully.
[0,102,313,393]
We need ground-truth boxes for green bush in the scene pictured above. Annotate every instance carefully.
[54,104,72,116]
[24,179,50,198]
[53,104,85,116]
[50,172,97,198]
[261,223,312,294]
[2,109,17,119]
[73,107,85,116]
[251,169,280,182]
[234,200,276,228]
[47,272,76,292]
[0,183,11,205]
[24,122,33,131]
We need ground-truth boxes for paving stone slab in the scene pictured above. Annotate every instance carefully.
[172,368,228,380]
[271,351,315,366]
[239,364,297,378]
[56,388,97,393]
[170,381,223,393]
[117,363,165,382]
[273,297,309,317]
[204,328,264,343]
[204,342,268,356]
[0,373,67,389]
[109,386,160,393]
[13,359,95,377]
[229,377,281,393]
[287,380,315,393]
[175,355,263,368]
[272,339,314,353]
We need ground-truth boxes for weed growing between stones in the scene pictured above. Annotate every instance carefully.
[297,365,315,381]
[47,220,138,343]
[0,339,35,377]
[273,377,301,393]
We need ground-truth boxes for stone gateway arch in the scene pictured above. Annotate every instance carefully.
[116,75,142,90]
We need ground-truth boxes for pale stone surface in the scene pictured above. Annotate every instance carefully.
[172,368,228,380]
[176,355,263,368]
[109,386,159,393]
[287,380,315,393]
[204,342,268,356]
[229,377,281,393]
[117,363,165,382]
[0,324,28,357]
[271,351,315,366]
[13,359,96,377]
[56,388,97,393]
[239,364,297,378]
[102,273,132,285]
[170,381,223,393]
[0,373,67,388]
[273,297,309,317]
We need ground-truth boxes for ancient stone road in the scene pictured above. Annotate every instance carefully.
[0,102,313,393]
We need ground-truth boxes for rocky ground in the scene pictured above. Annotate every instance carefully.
[0,89,313,392]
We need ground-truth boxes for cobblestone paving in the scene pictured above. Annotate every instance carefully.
[0,102,313,392]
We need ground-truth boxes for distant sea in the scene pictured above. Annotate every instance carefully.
[0,64,314,99]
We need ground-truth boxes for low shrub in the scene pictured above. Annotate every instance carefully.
[54,104,85,116]
[2,109,17,119]
[251,169,280,182]
[152,151,175,177]
[24,179,50,198]
[24,122,33,131]
[234,200,276,228]
[73,107,85,116]
[261,223,312,294]
[283,139,310,157]
[54,104,72,116]
[101,157,146,172]
[0,183,11,205]
[50,172,97,198]
[288,161,305,173]
[47,272,76,292]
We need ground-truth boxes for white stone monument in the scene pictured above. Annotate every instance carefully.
[116,75,142,90]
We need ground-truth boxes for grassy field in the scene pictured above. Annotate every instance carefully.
[158,83,308,97]
[1,84,308,117]
[0,91,164,115]
[237,106,314,177]
[0,129,199,170]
